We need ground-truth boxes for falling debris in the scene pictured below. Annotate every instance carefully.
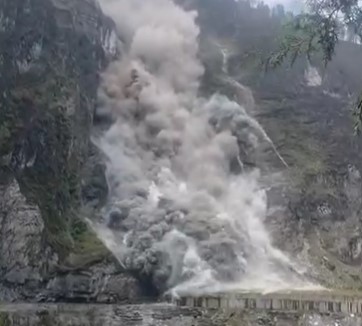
[95,0,315,296]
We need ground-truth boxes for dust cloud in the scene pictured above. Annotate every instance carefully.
[93,0,318,296]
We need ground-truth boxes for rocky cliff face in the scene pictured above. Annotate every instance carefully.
[240,44,362,289]
[2,0,362,304]
[202,35,362,289]
[0,0,144,302]
[184,0,362,290]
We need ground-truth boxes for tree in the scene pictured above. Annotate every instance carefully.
[272,4,285,20]
[267,0,362,133]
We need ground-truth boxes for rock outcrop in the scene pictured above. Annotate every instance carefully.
[0,181,52,301]
[191,0,362,290]
[0,0,142,302]
[1,0,362,305]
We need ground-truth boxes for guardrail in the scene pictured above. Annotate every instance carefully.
[171,291,362,315]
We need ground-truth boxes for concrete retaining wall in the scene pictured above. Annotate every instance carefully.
[172,291,362,315]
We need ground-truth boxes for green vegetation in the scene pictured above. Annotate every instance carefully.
[0,0,111,281]
[186,0,362,291]
[65,217,110,269]
[268,0,362,131]
[0,93,25,157]
[258,102,331,190]
[353,92,362,133]
[0,72,108,262]
[36,312,57,326]
[0,312,10,326]
[0,123,11,154]
[267,15,337,68]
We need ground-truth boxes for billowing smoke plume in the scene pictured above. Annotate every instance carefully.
[94,0,315,296]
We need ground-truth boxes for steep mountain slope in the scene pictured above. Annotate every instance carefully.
[190,0,362,289]
[2,0,362,303]
[0,0,143,302]
[247,44,362,289]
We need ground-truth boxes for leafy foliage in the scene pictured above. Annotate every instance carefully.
[268,0,362,131]
[266,14,322,68]
[64,217,110,269]
[267,12,342,68]
[353,93,362,134]
[0,313,10,326]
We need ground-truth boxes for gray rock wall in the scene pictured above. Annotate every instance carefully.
[0,0,141,302]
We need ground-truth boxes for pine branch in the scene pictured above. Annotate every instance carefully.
[265,0,362,134]
[354,94,362,135]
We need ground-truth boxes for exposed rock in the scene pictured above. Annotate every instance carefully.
[0,181,45,281]
[0,0,141,302]
[45,262,143,303]
[193,2,362,289]
[0,303,361,326]
[81,143,108,209]
[1,0,362,304]
[0,180,55,300]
